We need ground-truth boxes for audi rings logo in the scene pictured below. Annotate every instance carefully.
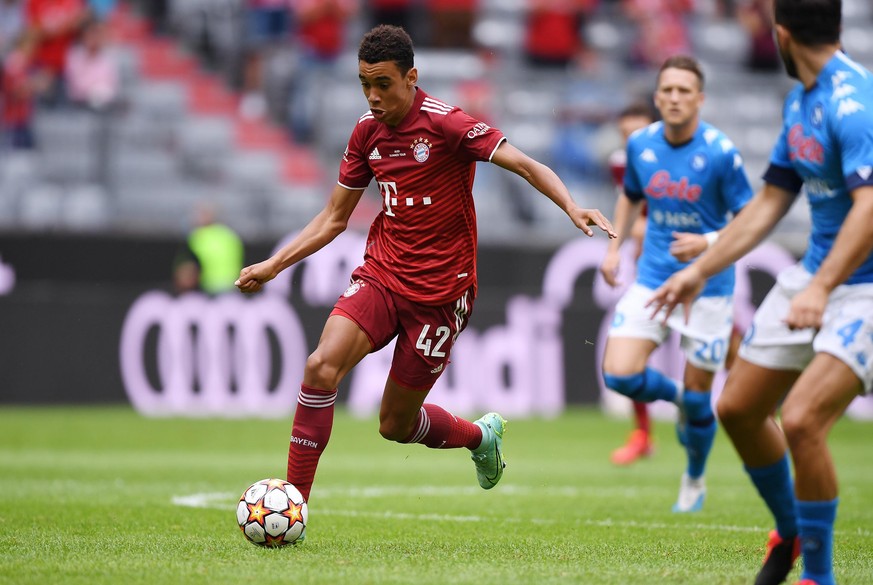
[120,291,306,417]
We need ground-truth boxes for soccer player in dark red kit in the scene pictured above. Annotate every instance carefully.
[605,101,657,465]
[235,24,615,537]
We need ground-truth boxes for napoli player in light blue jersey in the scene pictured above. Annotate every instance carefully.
[649,1,873,583]
[599,55,754,513]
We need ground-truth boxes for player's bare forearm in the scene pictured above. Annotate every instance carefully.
[607,194,641,252]
[669,232,708,262]
[491,142,614,236]
[236,186,363,292]
[691,183,794,278]
[809,186,873,293]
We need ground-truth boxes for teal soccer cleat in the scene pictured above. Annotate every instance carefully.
[470,413,507,490]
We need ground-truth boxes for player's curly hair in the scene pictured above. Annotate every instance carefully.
[358,25,415,75]
[775,0,841,46]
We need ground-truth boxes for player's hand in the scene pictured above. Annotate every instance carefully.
[645,265,705,324]
[669,232,708,262]
[599,249,622,288]
[784,282,828,330]
[571,207,617,238]
[235,259,279,294]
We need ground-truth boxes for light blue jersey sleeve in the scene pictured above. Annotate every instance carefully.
[832,89,873,192]
[718,142,754,215]
[622,131,645,202]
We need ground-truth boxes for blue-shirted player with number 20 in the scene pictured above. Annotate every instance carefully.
[649,1,873,583]
[599,55,753,513]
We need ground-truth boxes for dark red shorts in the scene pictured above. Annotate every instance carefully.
[331,271,474,390]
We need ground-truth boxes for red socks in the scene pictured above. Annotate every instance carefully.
[403,403,482,450]
[286,385,337,501]
[633,400,651,435]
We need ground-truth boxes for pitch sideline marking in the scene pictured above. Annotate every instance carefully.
[174,487,873,536]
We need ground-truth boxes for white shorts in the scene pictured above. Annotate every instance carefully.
[739,263,873,394]
[609,282,734,372]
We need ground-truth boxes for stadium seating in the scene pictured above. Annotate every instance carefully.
[6,0,869,255]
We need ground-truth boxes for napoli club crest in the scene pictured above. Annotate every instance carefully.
[412,137,431,162]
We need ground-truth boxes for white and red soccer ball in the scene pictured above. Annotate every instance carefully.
[236,478,308,547]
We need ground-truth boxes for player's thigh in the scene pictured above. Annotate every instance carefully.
[304,314,373,387]
[781,352,863,437]
[717,357,799,423]
[682,361,715,392]
[389,289,474,391]
[813,284,873,394]
[602,336,659,374]
[604,283,666,374]
[675,294,734,372]
[308,276,400,386]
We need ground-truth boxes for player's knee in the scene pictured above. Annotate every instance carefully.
[780,404,816,450]
[682,390,713,422]
[715,383,758,430]
[715,394,741,428]
[603,371,646,399]
[378,416,414,442]
[304,352,342,389]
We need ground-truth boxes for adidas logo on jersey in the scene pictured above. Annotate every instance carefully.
[369,148,382,160]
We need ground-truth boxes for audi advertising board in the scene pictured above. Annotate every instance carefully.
[2,231,872,420]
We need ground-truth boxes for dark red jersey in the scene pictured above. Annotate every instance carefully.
[607,147,626,190]
[338,88,506,305]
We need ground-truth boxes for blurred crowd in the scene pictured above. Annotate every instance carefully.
[0,0,121,150]
[0,0,781,151]
[0,0,791,242]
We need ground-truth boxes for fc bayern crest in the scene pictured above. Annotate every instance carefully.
[413,142,430,162]
[343,281,363,297]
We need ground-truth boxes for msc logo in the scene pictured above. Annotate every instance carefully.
[120,291,306,417]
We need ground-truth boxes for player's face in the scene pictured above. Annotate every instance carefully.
[358,60,418,127]
[654,68,703,130]
[618,114,652,144]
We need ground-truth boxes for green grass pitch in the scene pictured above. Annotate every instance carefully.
[0,406,870,585]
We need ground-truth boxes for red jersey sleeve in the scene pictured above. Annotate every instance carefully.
[441,108,505,163]
[337,115,375,190]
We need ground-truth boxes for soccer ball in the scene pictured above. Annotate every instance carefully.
[236,478,308,547]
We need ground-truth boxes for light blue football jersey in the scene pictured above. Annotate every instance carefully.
[765,51,873,285]
[624,120,754,296]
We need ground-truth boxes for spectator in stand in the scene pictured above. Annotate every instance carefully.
[523,0,599,71]
[85,0,116,21]
[426,0,478,49]
[287,0,357,143]
[64,16,118,186]
[239,0,291,121]
[0,0,24,60]
[24,0,89,105]
[65,18,118,110]
[622,0,692,70]
[366,0,415,33]
[1,30,49,149]
[736,0,779,72]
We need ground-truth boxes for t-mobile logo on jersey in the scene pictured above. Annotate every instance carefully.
[378,181,433,217]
